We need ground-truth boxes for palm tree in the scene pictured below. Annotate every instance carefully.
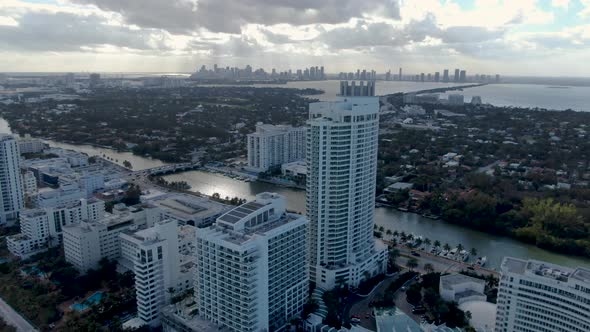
[393,230,399,237]
[400,231,406,238]
[457,243,464,252]
[379,226,385,232]
[424,263,434,273]
[389,248,400,260]
[407,234,414,241]
[374,224,378,230]
[386,229,392,237]
[443,243,451,251]
[485,274,499,288]
[407,257,419,271]
[424,238,432,246]
[434,240,441,248]
[470,248,478,256]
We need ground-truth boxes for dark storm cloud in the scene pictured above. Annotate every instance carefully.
[0,11,167,52]
[70,0,401,34]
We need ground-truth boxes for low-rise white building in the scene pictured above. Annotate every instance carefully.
[22,170,37,194]
[439,274,486,304]
[120,220,194,327]
[18,137,46,154]
[495,257,590,332]
[36,182,85,208]
[195,193,308,332]
[44,147,89,167]
[447,94,465,106]
[6,198,104,258]
[63,211,143,272]
[147,193,230,227]
[281,160,307,178]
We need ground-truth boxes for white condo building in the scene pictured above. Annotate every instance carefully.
[495,257,590,332]
[22,170,37,194]
[63,211,145,272]
[6,198,104,258]
[0,134,24,225]
[307,89,387,290]
[18,137,46,154]
[195,193,308,332]
[120,219,194,327]
[247,123,306,172]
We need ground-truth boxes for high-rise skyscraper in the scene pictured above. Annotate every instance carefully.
[339,80,376,97]
[89,73,101,88]
[0,135,24,225]
[246,123,306,172]
[454,69,460,82]
[459,70,466,82]
[434,72,440,82]
[399,67,402,81]
[495,257,590,332]
[307,82,387,289]
[195,193,308,331]
[443,69,449,82]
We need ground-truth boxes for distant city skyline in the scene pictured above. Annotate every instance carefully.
[1,1,590,76]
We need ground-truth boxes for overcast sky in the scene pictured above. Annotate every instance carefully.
[1,0,589,76]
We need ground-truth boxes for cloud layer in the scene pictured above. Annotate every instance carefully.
[0,0,589,75]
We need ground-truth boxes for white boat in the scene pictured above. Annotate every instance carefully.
[475,256,487,267]
[459,250,470,262]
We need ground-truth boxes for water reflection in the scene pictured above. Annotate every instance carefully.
[1,118,588,270]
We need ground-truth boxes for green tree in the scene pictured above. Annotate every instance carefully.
[424,263,434,273]
[407,257,418,271]
[122,184,141,205]
[522,198,587,239]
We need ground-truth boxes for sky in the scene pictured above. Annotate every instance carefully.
[0,0,589,76]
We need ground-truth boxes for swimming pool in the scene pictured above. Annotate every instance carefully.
[70,292,104,311]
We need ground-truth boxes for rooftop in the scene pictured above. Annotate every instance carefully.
[440,273,485,290]
[161,304,225,332]
[149,193,228,221]
[502,257,590,285]
[218,201,266,224]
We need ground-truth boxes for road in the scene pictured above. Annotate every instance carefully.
[349,275,397,331]
[394,246,499,278]
[0,297,37,332]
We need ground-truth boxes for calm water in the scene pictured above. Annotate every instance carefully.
[1,106,589,269]
[205,80,590,112]
[204,80,468,101]
[0,117,165,170]
[441,83,590,111]
[164,170,590,270]
[243,80,590,111]
[43,141,166,170]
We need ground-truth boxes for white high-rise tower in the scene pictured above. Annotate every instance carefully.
[0,134,24,225]
[307,81,387,290]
